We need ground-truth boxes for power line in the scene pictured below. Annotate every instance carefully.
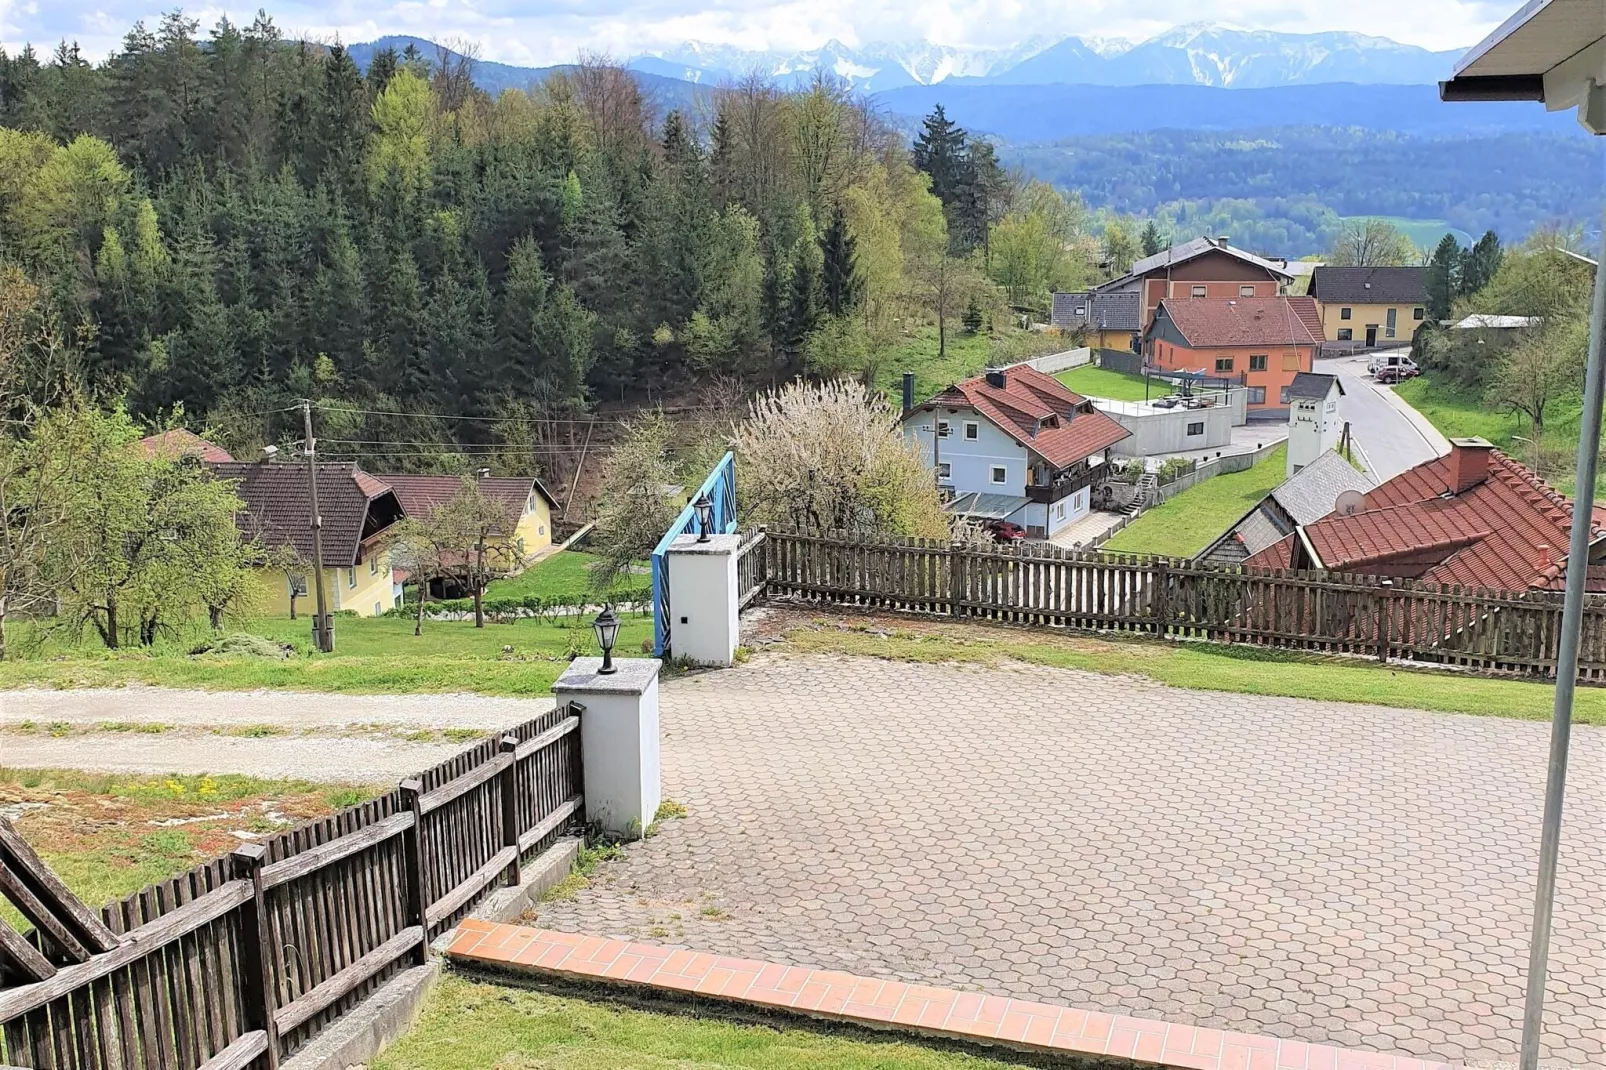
[313,402,601,425]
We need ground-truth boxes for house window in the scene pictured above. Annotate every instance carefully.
[1282,353,1302,371]
[369,556,379,576]
[347,567,356,589]
[1340,307,1352,320]
[1186,421,1205,436]
[990,466,1007,485]
[1413,307,1425,321]
[937,462,952,481]
[963,421,979,441]
[1239,285,1255,298]
[1337,328,1353,341]
[936,420,951,438]
[1249,354,1267,371]
[1247,386,1266,405]
[1190,285,1208,298]
[1214,357,1234,373]
[373,602,382,616]
[1279,386,1292,404]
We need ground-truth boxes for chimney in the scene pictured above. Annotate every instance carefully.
[1215,236,1230,249]
[901,371,914,414]
[985,368,1007,389]
[1538,543,1552,571]
[1447,437,1495,494]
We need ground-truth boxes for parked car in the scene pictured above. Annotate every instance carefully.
[1374,363,1420,384]
[984,519,1027,544]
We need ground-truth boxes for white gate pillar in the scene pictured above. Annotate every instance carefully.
[553,657,661,839]
[665,533,740,666]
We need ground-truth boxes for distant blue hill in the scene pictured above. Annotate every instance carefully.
[869,82,1590,143]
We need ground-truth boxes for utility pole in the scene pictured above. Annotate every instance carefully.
[302,400,334,653]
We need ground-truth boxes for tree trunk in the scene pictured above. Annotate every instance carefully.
[415,582,426,637]
[473,540,486,628]
[0,594,9,662]
[102,596,119,650]
[289,590,298,620]
[209,604,224,630]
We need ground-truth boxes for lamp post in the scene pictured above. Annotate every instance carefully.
[692,493,714,543]
[592,606,620,675]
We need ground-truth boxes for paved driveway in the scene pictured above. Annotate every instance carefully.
[1324,352,1448,481]
[535,653,1606,1068]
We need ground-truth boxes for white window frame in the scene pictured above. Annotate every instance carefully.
[1190,285,1208,298]
[937,462,952,481]
[990,466,1007,485]
[369,555,379,576]
[936,420,952,438]
[1239,285,1255,298]
[347,567,357,589]
[963,421,979,441]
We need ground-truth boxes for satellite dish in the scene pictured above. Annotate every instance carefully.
[1334,489,1366,517]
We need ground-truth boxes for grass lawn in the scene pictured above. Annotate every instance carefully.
[1102,445,1287,558]
[484,550,647,604]
[1341,216,1472,250]
[375,975,1036,1070]
[873,327,1067,403]
[0,767,377,930]
[1054,364,1155,402]
[773,614,1606,725]
[0,612,654,696]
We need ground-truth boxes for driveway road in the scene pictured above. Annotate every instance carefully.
[1323,351,1447,482]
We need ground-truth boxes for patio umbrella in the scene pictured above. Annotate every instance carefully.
[1441,5,1605,1069]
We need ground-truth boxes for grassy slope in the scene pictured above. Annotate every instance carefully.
[775,617,1606,725]
[0,613,654,696]
[873,327,1067,402]
[1341,216,1472,249]
[1103,445,1287,557]
[1055,365,1154,402]
[485,550,647,603]
[375,975,1035,1070]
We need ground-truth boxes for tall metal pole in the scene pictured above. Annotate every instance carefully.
[302,400,334,653]
[1518,217,1606,1070]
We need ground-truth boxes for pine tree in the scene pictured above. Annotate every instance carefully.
[1140,220,1163,258]
[1424,233,1461,322]
[818,208,863,317]
[911,105,967,209]
[1461,230,1503,297]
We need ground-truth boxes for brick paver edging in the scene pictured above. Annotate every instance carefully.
[446,920,1461,1070]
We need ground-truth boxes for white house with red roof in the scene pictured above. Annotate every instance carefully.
[902,367,1131,539]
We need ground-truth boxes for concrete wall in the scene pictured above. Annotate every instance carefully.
[904,412,1028,497]
[1004,347,1091,374]
[1102,402,1236,458]
[1098,350,1144,376]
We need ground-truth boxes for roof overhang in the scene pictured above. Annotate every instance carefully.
[1440,0,1606,133]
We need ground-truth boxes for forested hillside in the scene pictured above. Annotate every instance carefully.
[0,14,1084,475]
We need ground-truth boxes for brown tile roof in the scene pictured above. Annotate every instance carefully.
[1158,297,1323,348]
[140,429,234,463]
[1276,445,1606,592]
[923,366,1131,469]
[377,474,547,525]
[209,461,404,567]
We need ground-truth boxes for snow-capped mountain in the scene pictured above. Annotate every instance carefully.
[628,24,1463,92]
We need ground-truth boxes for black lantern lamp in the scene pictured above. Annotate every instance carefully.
[692,493,714,542]
[592,606,620,675]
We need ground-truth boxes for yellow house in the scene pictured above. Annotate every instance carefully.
[377,474,558,569]
[1309,266,1427,347]
[209,459,408,618]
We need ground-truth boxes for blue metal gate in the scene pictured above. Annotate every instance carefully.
[651,451,737,657]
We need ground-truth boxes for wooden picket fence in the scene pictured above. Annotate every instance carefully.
[0,701,585,1070]
[761,529,1606,681]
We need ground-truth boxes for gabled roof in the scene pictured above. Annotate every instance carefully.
[1270,451,1373,527]
[210,461,404,568]
[377,473,556,523]
[140,429,234,464]
[1247,444,1606,592]
[918,366,1131,469]
[1050,291,1142,332]
[1154,297,1323,348]
[1286,372,1344,402]
[1124,237,1294,282]
[1309,266,1426,306]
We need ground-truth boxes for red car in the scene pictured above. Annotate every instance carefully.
[985,519,1027,543]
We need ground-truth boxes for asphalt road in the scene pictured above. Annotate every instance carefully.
[1322,351,1448,482]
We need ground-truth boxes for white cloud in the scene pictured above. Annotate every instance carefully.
[5,0,1510,65]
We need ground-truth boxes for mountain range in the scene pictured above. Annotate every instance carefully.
[626,23,1466,93]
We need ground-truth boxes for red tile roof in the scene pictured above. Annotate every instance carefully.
[140,429,234,463]
[1270,445,1606,592]
[1157,297,1323,348]
[923,366,1130,469]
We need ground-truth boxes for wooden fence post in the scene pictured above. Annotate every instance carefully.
[1153,559,1170,637]
[398,779,429,964]
[230,843,281,1070]
[949,544,963,618]
[1375,583,1392,663]
[498,735,521,888]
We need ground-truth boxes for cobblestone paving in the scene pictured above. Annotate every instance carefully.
[534,653,1606,1068]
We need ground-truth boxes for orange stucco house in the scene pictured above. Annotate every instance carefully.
[1142,297,1323,418]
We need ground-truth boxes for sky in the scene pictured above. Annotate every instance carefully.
[2,0,1517,67]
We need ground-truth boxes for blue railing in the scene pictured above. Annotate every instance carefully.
[651,451,737,657]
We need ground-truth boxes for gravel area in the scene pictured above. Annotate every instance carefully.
[0,687,552,730]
